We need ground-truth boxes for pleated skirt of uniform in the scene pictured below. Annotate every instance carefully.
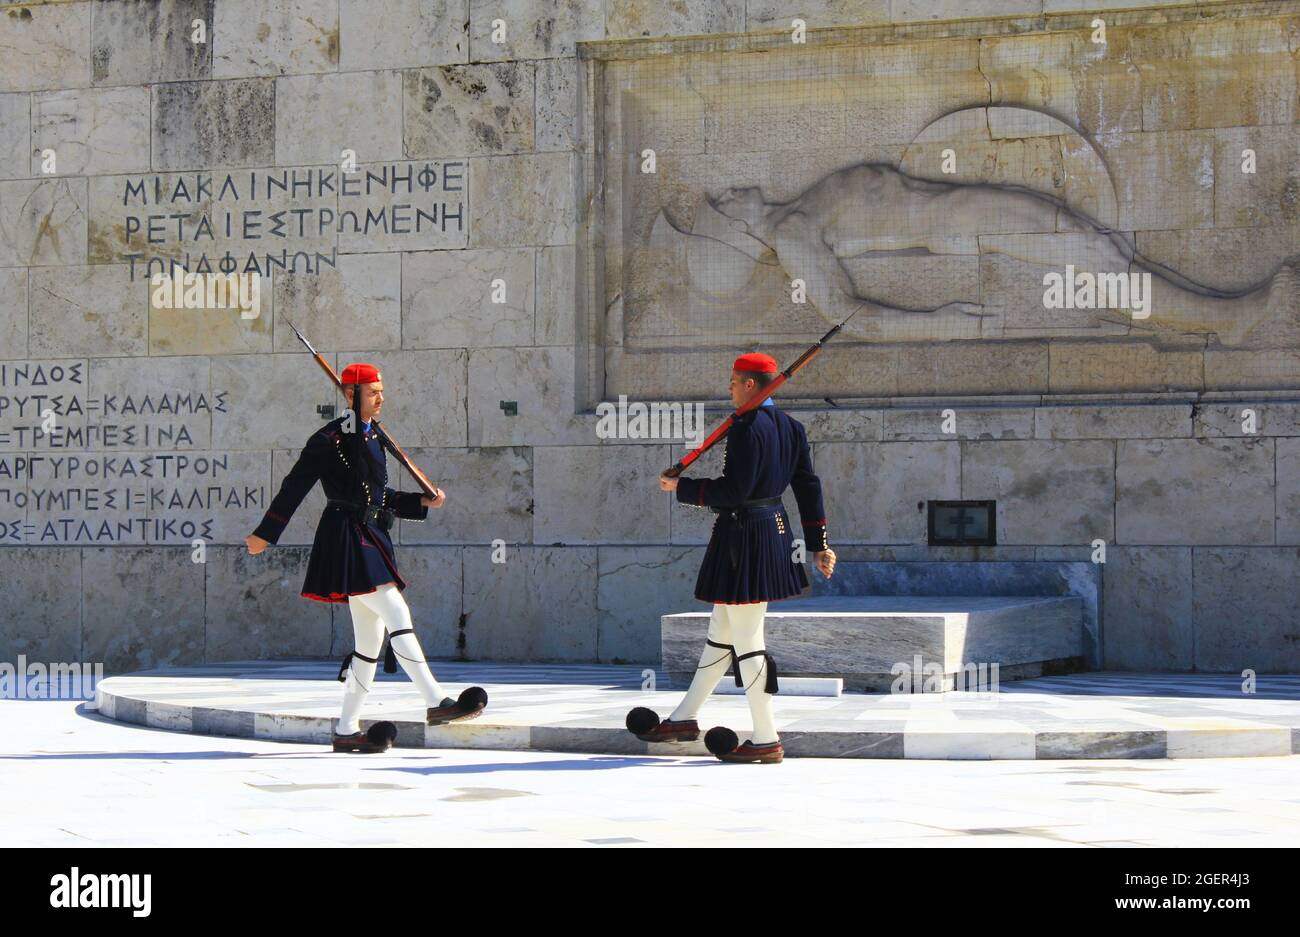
[694,503,810,604]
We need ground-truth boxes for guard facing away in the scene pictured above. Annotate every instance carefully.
[244,362,487,753]
[627,352,836,763]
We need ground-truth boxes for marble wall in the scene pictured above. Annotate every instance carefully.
[1,0,1296,675]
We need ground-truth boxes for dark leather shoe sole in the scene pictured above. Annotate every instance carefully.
[636,721,700,743]
[426,704,486,726]
[332,734,390,754]
[717,744,784,764]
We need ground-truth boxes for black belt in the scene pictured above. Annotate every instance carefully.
[710,496,783,516]
[327,498,396,531]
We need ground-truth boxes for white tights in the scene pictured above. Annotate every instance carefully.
[668,602,779,745]
[337,583,445,735]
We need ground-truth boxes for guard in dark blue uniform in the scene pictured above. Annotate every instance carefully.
[628,352,836,764]
[245,363,486,753]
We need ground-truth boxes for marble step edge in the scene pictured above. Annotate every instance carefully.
[93,687,1300,760]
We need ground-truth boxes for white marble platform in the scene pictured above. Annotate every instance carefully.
[91,661,1300,760]
[663,596,1084,691]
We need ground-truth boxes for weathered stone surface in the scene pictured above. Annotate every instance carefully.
[211,352,340,450]
[1136,226,1299,293]
[802,408,882,442]
[747,0,888,30]
[0,268,26,358]
[1035,404,1193,440]
[90,0,213,86]
[536,244,575,345]
[150,282,273,356]
[1192,548,1300,672]
[1275,439,1300,545]
[0,178,88,267]
[1048,340,1205,394]
[204,546,331,660]
[404,63,534,158]
[470,152,573,247]
[815,441,961,543]
[152,79,276,170]
[606,0,744,39]
[533,444,671,544]
[0,93,31,179]
[0,2,91,92]
[897,343,1050,397]
[339,0,467,71]
[31,86,151,176]
[402,248,534,348]
[344,349,469,447]
[0,548,80,661]
[1096,130,1216,232]
[896,0,1038,20]
[1101,546,1194,670]
[883,406,1033,441]
[535,58,577,152]
[29,265,146,357]
[276,70,403,165]
[1205,350,1300,391]
[461,545,597,659]
[1214,125,1300,229]
[273,253,402,352]
[1194,402,1300,438]
[468,0,604,62]
[597,545,706,663]
[82,547,205,671]
[468,346,590,446]
[212,0,339,78]
[398,446,533,545]
[87,355,213,449]
[1116,438,1274,545]
[1133,20,1296,131]
[962,439,1114,545]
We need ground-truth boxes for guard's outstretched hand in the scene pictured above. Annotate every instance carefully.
[421,488,447,509]
[659,473,678,492]
[814,548,836,578]
[245,534,268,555]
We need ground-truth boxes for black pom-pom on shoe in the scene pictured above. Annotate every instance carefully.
[705,726,739,756]
[459,686,488,711]
[625,706,660,735]
[366,721,397,748]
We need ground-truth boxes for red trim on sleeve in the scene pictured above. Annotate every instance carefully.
[801,518,826,527]
[697,479,708,506]
[267,511,288,523]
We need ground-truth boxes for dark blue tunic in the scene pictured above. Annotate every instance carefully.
[675,401,828,604]
[252,417,428,603]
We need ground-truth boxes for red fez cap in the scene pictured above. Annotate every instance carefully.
[340,363,381,384]
[733,352,778,374]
